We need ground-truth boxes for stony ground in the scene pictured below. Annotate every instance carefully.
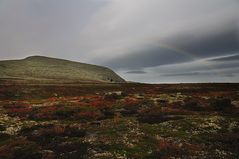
[0,83,238,159]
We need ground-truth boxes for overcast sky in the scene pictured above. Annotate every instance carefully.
[0,0,238,83]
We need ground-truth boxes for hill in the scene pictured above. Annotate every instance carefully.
[0,56,125,83]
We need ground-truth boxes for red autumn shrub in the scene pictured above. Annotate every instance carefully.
[31,106,63,119]
[8,107,32,114]
[75,110,102,120]
[123,98,139,106]
[3,101,31,109]
[39,106,59,113]
[48,97,59,102]
[155,139,182,157]
[5,101,32,117]
[91,100,113,108]
[160,107,193,115]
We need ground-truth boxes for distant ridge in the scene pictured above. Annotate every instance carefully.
[0,56,125,83]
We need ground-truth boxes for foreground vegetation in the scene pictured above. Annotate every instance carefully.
[0,83,238,159]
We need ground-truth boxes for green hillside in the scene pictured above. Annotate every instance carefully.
[0,56,125,83]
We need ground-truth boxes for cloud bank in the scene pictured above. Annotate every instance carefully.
[0,0,238,83]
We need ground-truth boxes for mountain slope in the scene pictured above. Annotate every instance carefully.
[0,56,125,83]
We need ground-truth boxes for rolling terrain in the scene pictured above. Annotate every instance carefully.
[0,56,125,83]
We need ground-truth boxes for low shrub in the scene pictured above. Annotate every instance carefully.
[208,128,239,154]
[55,141,89,158]
[0,138,42,159]
[54,108,75,119]
[138,107,184,124]
[146,139,188,158]
[75,110,103,121]
[183,98,203,111]
[210,98,233,111]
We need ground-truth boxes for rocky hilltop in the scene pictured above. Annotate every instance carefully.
[0,56,125,83]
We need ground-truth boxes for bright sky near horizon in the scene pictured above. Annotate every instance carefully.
[0,0,238,83]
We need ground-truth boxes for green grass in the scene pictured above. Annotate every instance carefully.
[0,56,125,83]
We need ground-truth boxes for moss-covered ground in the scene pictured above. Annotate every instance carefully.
[0,83,238,158]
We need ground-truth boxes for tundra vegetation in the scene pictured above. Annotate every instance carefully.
[0,83,238,159]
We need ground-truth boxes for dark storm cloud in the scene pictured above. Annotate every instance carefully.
[163,23,239,58]
[103,22,239,70]
[161,71,236,77]
[105,46,194,69]
[126,70,147,74]
[161,72,200,77]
